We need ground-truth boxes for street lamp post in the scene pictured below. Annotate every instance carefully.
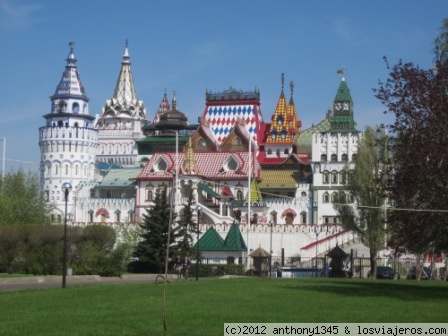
[269,220,274,279]
[315,228,320,277]
[61,182,72,288]
[195,205,202,281]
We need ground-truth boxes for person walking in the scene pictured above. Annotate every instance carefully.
[182,256,191,280]
[174,257,182,279]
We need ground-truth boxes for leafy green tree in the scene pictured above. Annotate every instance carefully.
[0,170,52,226]
[173,190,196,260]
[334,126,388,277]
[133,190,175,273]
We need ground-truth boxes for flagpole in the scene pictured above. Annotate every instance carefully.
[246,134,251,272]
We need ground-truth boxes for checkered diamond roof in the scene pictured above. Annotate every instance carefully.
[203,88,263,146]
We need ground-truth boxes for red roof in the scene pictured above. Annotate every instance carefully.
[257,151,310,165]
[137,151,261,181]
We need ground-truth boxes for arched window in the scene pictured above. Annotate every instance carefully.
[301,211,307,224]
[341,153,348,162]
[276,115,284,126]
[237,190,243,201]
[147,190,153,201]
[351,154,357,161]
[348,193,354,203]
[340,171,347,184]
[267,148,272,155]
[72,102,79,113]
[284,148,289,154]
[331,171,338,183]
[331,154,337,162]
[155,158,168,172]
[323,172,329,184]
[323,192,329,203]
[320,154,327,162]
[331,192,338,203]
[281,128,287,139]
[223,156,238,171]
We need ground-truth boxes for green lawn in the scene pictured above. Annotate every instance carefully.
[0,277,447,336]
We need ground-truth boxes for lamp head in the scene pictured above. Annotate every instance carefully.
[61,182,72,196]
[195,205,202,212]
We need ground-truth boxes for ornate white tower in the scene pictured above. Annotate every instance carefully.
[95,41,147,166]
[39,42,98,221]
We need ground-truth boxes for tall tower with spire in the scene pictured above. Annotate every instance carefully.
[95,41,147,166]
[263,73,301,158]
[39,42,98,221]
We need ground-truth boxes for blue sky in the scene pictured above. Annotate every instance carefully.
[0,0,446,173]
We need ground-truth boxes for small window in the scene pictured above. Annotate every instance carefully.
[331,171,338,183]
[154,158,168,172]
[323,172,329,184]
[323,192,329,203]
[331,154,337,162]
[276,115,284,126]
[331,192,338,203]
[301,211,307,224]
[267,148,272,155]
[284,148,289,154]
[351,154,357,162]
[147,190,153,201]
[237,190,243,201]
[72,102,80,113]
[223,156,238,171]
[341,153,348,162]
[320,154,327,162]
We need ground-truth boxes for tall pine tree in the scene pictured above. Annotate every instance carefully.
[133,189,175,273]
[173,190,196,260]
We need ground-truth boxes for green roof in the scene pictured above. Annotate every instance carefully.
[95,168,141,189]
[195,227,225,251]
[334,79,352,101]
[195,221,247,251]
[223,222,247,251]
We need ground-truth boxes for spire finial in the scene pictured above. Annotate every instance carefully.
[125,39,128,48]
[336,68,347,80]
[281,73,285,90]
[290,80,294,96]
[172,90,177,109]
[68,41,75,51]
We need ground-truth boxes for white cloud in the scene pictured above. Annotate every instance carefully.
[0,0,41,30]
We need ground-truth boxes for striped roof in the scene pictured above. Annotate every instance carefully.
[137,151,260,181]
[258,169,300,189]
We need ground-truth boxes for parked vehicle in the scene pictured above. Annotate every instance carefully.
[368,266,398,279]
[407,266,432,280]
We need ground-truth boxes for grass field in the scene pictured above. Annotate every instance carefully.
[0,277,447,336]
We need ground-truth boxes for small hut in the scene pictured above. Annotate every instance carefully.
[327,245,349,278]
[250,246,271,277]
